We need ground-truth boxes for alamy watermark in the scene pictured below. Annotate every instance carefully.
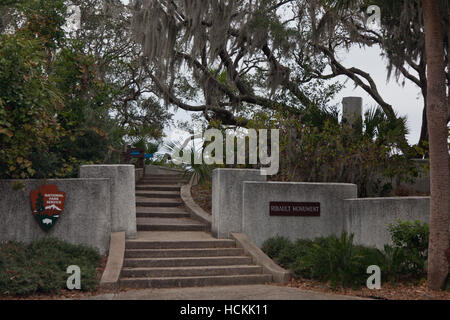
[66,265,81,290]
[170,129,280,176]
[366,265,381,290]
[366,5,381,27]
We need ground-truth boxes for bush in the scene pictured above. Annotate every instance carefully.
[262,221,446,289]
[0,238,102,296]
[296,233,384,288]
[388,220,429,277]
[261,236,293,262]
[262,221,441,289]
[262,233,385,288]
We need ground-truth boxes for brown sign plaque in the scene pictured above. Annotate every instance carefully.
[269,202,320,217]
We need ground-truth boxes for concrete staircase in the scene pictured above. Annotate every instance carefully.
[119,173,272,288]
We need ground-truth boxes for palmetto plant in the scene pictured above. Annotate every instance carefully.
[363,106,409,148]
[162,138,213,186]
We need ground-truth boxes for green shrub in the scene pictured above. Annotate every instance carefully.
[378,244,405,282]
[261,236,293,261]
[0,238,102,296]
[263,233,384,288]
[388,220,429,276]
[277,239,314,269]
[297,233,384,288]
[262,221,444,289]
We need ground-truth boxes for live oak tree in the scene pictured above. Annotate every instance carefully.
[130,0,342,128]
[0,0,171,178]
[70,0,172,147]
[130,0,414,156]
[315,0,449,150]
[370,0,449,149]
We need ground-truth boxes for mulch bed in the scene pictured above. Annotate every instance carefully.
[191,184,212,215]
[271,278,450,300]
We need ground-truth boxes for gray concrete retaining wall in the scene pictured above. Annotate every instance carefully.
[212,169,266,238]
[80,165,136,239]
[212,170,437,249]
[242,182,357,247]
[0,179,111,255]
[343,197,431,249]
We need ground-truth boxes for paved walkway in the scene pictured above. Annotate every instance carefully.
[87,285,364,300]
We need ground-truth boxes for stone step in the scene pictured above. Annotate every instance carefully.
[139,179,187,183]
[135,190,180,199]
[125,248,244,258]
[121,265,263,278]
[119,274,273,288]
[123,256,252,268]
[136,185,181,191]
[136,217,208,231]
[143,174,185,179]
[136,208,190,219]
[136,217,203,225]
[137,224,207,232]
[139,178,187,182]
[137,180,183,185]
[135,197,182,207]
[126,239,236,250]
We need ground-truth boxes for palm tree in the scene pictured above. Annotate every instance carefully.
[421,0,450,291]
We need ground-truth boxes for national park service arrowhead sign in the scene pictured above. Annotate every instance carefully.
[30,185,66,231]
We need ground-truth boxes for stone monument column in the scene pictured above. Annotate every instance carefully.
[342,97,363,129]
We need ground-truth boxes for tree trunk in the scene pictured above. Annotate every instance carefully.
[418,81,429,155]
[422,0,450,291]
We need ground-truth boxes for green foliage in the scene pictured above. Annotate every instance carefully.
[295,233,380,288]
[379,244,407,282]
[162,138,214,186]
[262,233,384,289]
[388,220,430,277]
[261,236,295,266]
[0,0,171,179]
[249,106,417,197]
[0,33,62,179]
[0,238,101,296]
[262,222,437,289]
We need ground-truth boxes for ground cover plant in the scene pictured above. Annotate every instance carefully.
[0,238,102,296]
[262,220,448,290]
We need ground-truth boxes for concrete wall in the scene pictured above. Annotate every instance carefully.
[242,182,357,247]
[212,169,266,238]
[241,182,433,249]
[211,169,438,249]
[80,165,136,239]
[0,179,111,255]
[344,197,430,249]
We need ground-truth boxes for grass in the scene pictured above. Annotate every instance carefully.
[0,238,102,297]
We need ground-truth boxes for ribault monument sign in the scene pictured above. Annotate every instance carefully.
[30,185,66,231]
[269,202,320,217]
